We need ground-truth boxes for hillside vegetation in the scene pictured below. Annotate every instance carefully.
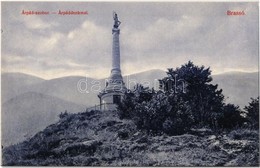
[2,61,259,166]
[2,110,259,166]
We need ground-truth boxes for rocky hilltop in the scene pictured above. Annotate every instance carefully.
[2,110,258,166]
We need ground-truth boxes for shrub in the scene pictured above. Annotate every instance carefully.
[228,128,259,140]
[117,92,136,119]
[117,61,243,135]
[218,104,245,129]
[244,97,259,129]
[118,88,194,135]
[59,110,69,119]
[160,61,225,128]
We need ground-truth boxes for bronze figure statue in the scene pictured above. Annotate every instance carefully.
[113,11,121,28]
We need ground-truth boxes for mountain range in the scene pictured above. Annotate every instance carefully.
[1,70,259,146]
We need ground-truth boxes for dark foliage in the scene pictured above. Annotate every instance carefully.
[117,84,155,120]
[218,104,245,129]
[117,91,136,119]
[118,61,249,135]
[162,61,225,127]
[163,95,194,135]
[244,97,259,129]
[59,110,69,119]
[119,89,195,135]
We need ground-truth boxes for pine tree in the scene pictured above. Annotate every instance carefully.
[244,97,259,129]
[161,61,224,127]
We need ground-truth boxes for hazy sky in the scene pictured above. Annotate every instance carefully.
[1,2,259,79]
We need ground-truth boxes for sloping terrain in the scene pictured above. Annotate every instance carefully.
[1,73,100,106]
[212,72,259,108]
[2,110,258,166]
[1,73,45,103]
[26,76,101,106]
[2,92,85,147]
[123,69,166,89]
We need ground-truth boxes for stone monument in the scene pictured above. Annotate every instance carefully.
[98,12,127,110]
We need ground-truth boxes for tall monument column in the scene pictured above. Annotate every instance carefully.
[98,12,126,111]
[112,28,121,74]
[110,18,122,81]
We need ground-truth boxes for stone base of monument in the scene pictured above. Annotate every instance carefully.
[99,91,125,111]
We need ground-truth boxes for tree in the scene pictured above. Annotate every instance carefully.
[118,84,194,135]
[117,91,136,119]
[117,84,155,120]
[163,94,194,135]
[59,110,68,119]
[134,84,154,103]
[244,97,259,129]
[118,61,229,134]
[160,61,224,127]
[218,104,245,129]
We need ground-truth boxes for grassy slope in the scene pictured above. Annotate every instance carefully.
[2,110,259,166]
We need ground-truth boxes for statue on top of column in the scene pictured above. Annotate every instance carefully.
[113,11,121,28]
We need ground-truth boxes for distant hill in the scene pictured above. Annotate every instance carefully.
[27,76,100,107]
[1,73,45,103]
[212,72,259,108]
[1,73,101,106]
[2,92,85,147]
[123,69,166,89]
[1,70,167,107]
[2,70,258,108]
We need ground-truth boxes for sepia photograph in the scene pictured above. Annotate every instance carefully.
[1,1,259,166]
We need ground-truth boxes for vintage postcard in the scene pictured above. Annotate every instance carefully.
[1,1,259,166]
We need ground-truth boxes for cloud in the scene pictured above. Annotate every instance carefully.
[123,15,203,53]
[119,2,258,75]
[23,15,56,30]
[2,16,112,79]
[1,2,258,79]
[63,20,110,63]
